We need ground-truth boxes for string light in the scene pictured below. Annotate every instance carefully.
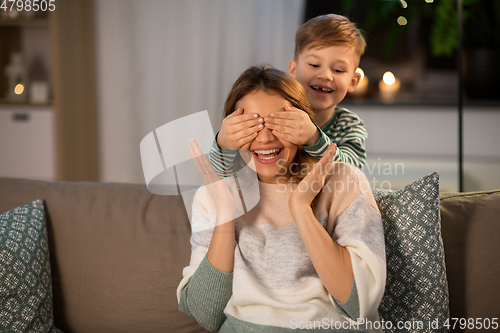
[14,84,25,95]
[397,16,408,26]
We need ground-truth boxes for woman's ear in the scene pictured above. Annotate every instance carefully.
[347,70,362,93]
[288,60,297,78]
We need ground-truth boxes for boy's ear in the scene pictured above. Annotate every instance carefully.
[347,70,362,93]
[288,60,297,78]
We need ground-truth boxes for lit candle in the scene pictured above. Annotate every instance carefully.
[5,53,29,102]
[378,71,400,103]
[14,83,25,95]
[351,68,368,97]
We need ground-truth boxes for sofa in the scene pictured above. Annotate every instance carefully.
[0,176,499,333]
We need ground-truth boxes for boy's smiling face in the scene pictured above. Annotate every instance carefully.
[288,45,360,114]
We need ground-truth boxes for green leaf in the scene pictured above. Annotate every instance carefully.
[430,0,458,57]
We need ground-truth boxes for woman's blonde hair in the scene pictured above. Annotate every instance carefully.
[224,64,318,185]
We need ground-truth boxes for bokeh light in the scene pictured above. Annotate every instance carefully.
[383,71,396,85]
[14,84,25,95]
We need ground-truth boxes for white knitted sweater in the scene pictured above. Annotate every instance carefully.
[177,162,386,332]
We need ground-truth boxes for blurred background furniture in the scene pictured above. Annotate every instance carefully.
[1,0,498,193]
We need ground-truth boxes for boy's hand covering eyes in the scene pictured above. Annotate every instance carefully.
[217,108,264,150]
[263,106,321,146]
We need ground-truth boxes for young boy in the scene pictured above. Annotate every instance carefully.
[210,14,367,176]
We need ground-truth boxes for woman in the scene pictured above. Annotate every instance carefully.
[177,65,385,332]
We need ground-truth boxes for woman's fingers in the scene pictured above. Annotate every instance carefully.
[319,144,336,174]
[188,139,203,158]
[189,140,238,223]
[291,144,336,205]
[189,140,217,182]
[318,144,336,180]
[189,140,206,174]
[306,144,336,183]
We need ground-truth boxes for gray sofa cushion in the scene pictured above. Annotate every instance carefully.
[440,190,500,323]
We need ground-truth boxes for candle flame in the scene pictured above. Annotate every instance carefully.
[383,72,396,85]
[14,84,25,95]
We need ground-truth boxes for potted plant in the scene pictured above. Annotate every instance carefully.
[345,0,500,99]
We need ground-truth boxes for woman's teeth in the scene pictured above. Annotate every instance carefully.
[312,86,332,93]
[253,149,281,160]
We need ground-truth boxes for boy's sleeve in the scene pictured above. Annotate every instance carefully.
[302,124,333,158]
[332,118,367,168]
[208,132,237,178]
[177,187,233,331]
[302,116,367,168]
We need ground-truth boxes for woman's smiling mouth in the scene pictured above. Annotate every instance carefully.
[252,148,283,163]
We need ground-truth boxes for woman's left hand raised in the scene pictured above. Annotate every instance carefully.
[289,144,336,211]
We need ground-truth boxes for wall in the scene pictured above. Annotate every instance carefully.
[94,0,305,184]
[351,104,500,192]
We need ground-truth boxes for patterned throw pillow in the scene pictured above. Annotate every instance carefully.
[373,172,450,333]
[0,200,62,333]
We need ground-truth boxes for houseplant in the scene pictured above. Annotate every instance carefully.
[343,0,500,99]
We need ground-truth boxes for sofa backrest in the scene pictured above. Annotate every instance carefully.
[439,190,500,322]
[0,177,210,333]
[1,177,499,332]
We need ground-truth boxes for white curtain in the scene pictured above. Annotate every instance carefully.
[95,0,305,183]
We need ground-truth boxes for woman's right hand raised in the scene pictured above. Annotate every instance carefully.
[189,139,239,225]
[216,108,264,150]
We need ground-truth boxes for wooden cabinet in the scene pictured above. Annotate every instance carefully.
[0,0,98,181]
[0,105,55,180]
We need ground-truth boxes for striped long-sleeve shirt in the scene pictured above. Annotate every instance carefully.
[209,107,367,177]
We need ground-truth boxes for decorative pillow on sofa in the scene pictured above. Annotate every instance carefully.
[0,200,62,333]
[373,172,450,333]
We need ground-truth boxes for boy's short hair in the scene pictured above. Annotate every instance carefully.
[294,14,366,64]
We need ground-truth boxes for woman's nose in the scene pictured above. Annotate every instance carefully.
[256,126,275,143]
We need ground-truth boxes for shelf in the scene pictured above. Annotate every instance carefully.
[341,97,500,108]
[1,1,101,182]
[0,98,52,107]
[0,17,50,27]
